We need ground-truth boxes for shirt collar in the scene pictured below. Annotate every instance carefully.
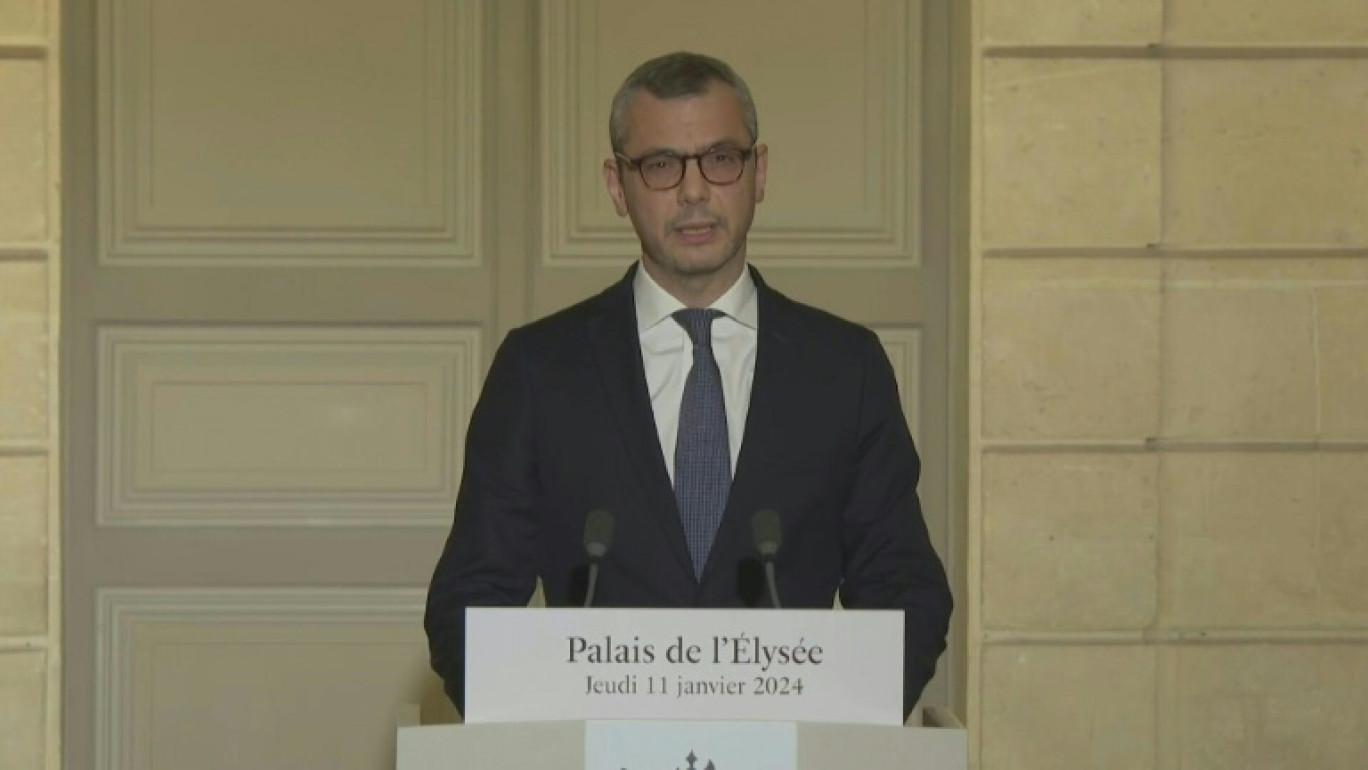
[633,261,758,333]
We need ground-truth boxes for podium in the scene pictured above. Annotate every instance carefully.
[397,708,966,769]
[399,608,966,769]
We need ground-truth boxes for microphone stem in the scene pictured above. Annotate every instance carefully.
[763,559,781,609]
[584,561,600,608]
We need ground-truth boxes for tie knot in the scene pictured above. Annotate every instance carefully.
[673,308,723,348]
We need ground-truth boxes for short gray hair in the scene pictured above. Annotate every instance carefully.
[609,51,758,154]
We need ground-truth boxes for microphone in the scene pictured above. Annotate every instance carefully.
[582,509,615,608]
[750,509,782,609]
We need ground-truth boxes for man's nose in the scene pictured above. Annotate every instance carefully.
[676,157,711,203]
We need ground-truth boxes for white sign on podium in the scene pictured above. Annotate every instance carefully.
[464,607,903,726]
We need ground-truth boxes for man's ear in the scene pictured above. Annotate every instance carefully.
[603,158,630,217]
[753,143,768,204]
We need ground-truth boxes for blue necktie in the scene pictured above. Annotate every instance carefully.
[673,308,731,579]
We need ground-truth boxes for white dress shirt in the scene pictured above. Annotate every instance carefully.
[634,264,758,484]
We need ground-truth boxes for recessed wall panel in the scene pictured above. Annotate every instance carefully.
[541,0,920,265]
[96,327,481,526]
[96,589,435,770]
[98,0,482,265]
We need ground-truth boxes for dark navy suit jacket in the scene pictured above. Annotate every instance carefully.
[425,265,952,717]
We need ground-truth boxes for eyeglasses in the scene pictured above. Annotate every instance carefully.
[615,146,756,191]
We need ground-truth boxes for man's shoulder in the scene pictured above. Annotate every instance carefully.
[760,282,878,347]
[503,277,627,349]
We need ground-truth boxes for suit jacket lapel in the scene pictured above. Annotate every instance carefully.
[588,267,695,579]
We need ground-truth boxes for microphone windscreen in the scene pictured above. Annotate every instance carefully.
[751,509,782,558]
[583,509,615,559]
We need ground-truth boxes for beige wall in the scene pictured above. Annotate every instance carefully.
[0,0,60,768]
[970,1,1368,768]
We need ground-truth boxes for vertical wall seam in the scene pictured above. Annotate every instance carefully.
[967,0,985,763]
[1153,0,1173,767]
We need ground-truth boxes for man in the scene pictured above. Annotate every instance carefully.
[425,51,951,718]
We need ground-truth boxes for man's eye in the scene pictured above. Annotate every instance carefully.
[709,152,740,165]
[643,156,677,171]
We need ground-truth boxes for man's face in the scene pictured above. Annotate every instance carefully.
[603,85,767,303]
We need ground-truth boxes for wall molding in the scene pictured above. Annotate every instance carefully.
[0,440,48,456]
[94,587,427,770]
[0,39,47,58]
[0,637,49,651]
[95,325,481,527]
[0,244,50,261]
[95,0,482,266]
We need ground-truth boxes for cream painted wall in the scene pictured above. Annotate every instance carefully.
[970,1,1368,768]
[0,0,60,769]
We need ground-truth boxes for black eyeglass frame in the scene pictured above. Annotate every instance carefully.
[614,146,758,191]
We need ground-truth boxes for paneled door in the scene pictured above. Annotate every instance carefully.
[64,2,960,767]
